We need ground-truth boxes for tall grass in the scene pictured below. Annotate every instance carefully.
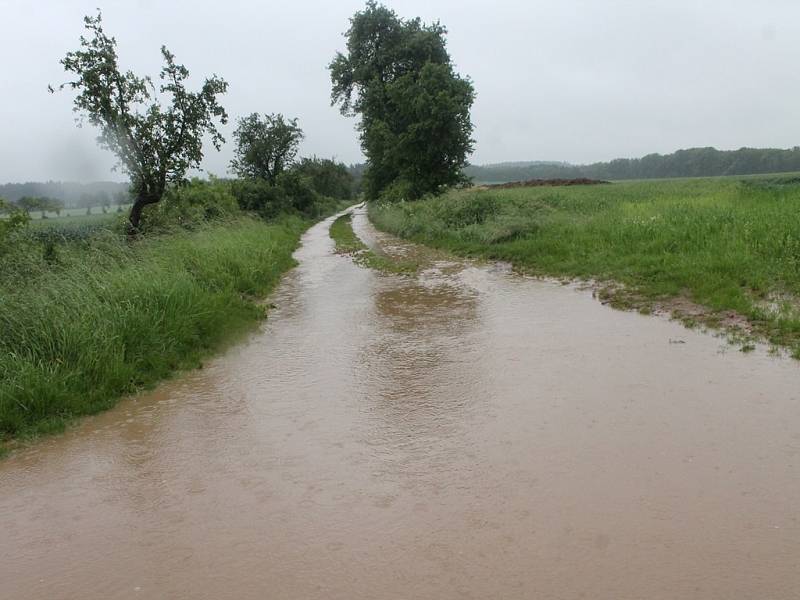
[369,176,800,356]
[0,216,307,442]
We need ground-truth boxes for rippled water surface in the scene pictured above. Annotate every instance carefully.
[2,207,800,599]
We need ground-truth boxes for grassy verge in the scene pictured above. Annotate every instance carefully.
[0,215,309,450]
[369,176,800,357]
[330,212,417,273]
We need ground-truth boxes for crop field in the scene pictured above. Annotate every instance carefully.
[369,175,800,356]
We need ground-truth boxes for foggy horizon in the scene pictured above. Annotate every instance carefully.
[2,0,800,184]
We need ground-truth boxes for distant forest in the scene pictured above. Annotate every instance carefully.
[464,147,800,183]
[0,181,129,206]
[7,147,800,201]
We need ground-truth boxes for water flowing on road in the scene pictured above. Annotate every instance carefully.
[2,206,800,599]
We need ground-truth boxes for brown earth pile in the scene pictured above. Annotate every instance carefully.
[487,178,610,189]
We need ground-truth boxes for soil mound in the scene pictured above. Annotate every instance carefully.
[487,178,609,189]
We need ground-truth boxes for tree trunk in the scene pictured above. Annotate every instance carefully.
[127,195,159,234]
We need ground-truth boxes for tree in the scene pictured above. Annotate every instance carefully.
[329,2,474,200]
[292,157,354,199]
[40,197,64,216]
[16,197,42,214]
[230,113,304,185]
[53,11,228,232]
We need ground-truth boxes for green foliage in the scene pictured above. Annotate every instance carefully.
[370,176,800,355]
[20,196,66,215]
[138,179,239,232]
[0,217,308,443]
[230,178,293,219]
[330,1,474,200]
[0,166,351,446]
[20,196,40,213]
[377,178,415,204]
[54,11,228,229]
[229,171,340,219]
[230,113,304,184]
[274,170,317,214]
[0,198,30,250]
[292,157,354,200]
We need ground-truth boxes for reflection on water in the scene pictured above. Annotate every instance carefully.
[1,206,800,600]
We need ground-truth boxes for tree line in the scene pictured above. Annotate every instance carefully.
[42,3,473,232]
[18,2,791,233]
[0,182,129,206]
[465,146,800,183]
[42,11,362,232]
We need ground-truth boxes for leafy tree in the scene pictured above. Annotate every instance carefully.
[16,197,42,214]
[15,196,63,217]
[230,113,304,185]
[53,11,228,232]
[42,197,64,216]
[330,1,474,200]
[292,157,354,199]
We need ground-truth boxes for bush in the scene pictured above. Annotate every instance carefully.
[230,178,292,219]
[139,178,239,232]
[436,192,500,227]
[275,171,318,214]
[230,173,325,218]
[292,157,354,200]
[0,198,30,253]
[378,178,416,203]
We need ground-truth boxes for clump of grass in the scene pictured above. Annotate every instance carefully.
[330,213,417,274]
[369,175,800,356]
[0,216,307,447]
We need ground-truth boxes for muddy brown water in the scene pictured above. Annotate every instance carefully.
[2,207,800,599]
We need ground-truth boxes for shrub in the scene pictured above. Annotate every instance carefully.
[292,157,354,200]
[230,178,292,219]
[436,192,500,227]
[139,179,239,232]
[378,178,415,203]
[0,198,30,252]
[275,171,318,214]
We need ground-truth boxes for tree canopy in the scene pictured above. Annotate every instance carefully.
[230,113,304,185]
[330,1,474,200]
[293,157,354,200]
[53,11,228,231]
[15,196,63,214]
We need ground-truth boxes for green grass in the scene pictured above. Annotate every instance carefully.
[369,175,800,357]
[0,216,309,447]
[330,212,418,274]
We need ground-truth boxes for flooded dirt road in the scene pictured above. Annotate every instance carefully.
[2,207,800,599]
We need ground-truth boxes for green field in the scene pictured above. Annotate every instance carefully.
[369,175,800,357]
[0,215,310,448]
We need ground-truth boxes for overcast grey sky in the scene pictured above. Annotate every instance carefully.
[2,0,799,183]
